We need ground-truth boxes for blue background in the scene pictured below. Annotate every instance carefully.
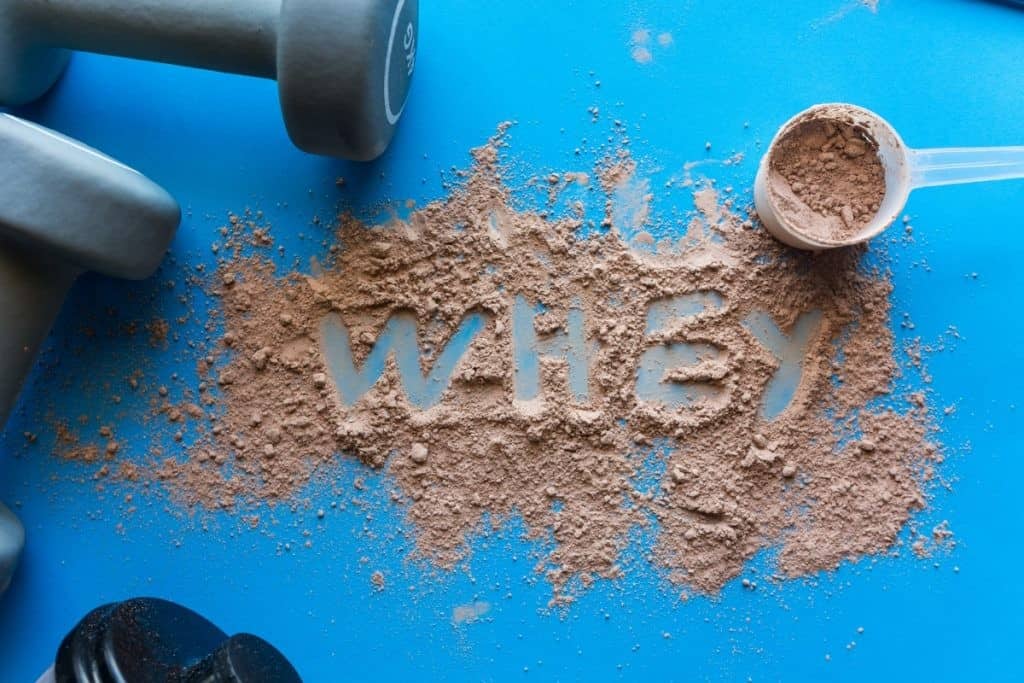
[3,0,1024,680]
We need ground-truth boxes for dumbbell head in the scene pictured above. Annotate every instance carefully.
[0,10,72,107]
[0,114,179,279]
[55,598,302,682]
[0,114,179,428]
[278,0,419,160]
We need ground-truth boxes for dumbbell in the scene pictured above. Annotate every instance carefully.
[0,502,23,595]
[40,597,301,681]
[0,114,179,594]
[0,0,420,160]
[0,113,180,426]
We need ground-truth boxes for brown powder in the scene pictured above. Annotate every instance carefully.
[146,318,170,348]
[767,114,886,243]
[99,128,938,602]
[452,601,491,625]
[630,27,671,64]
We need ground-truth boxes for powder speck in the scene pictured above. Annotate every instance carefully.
[631,46,653,64]
[147,318,170,348]
[452,601,491,625]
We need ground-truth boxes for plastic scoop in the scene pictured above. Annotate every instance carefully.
[755,103,1024,250]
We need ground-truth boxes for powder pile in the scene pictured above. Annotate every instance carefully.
[767,110,886,243]
[73,129,938,602]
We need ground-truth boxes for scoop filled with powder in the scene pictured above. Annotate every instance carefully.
[758,103,1024,250]
[755,104,889,248]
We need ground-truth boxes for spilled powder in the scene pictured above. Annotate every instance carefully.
[114,129,936,602]
[631,28,653,64]
[631,46,653,65]
[630,27,672,64]
[452,601,491,625]
[767,108,886,243]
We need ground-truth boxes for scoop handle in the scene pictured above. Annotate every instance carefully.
[909,146,1024,188]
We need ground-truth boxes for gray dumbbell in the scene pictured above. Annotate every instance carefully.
[0,113,180,425]
[0,0,420,160]
[0,114,180,594]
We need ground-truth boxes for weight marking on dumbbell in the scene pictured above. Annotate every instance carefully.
[385,0,416,126]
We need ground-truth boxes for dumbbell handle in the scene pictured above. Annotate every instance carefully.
[17,0,280,79]
[0,246,77,427]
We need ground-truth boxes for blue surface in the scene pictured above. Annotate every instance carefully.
[3,1,1024,680]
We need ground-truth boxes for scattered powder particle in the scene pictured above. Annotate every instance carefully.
[815,0,880,27]
[630,27,662,64]
[631,46,653,65]
[73,127,941,604]
[64,444,100,463]
[371,570,386,591]
[410,443,429,464]
[723,152,745,166]
[603,155,653,233]
[452,601,491,625]
[766,105,886,243]
[54,423,101,463]
[693,187,721,224]
[147,318,170,348]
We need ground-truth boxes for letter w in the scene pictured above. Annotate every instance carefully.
[319,311,488,410]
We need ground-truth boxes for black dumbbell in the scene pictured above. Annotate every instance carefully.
[41,597,302,682]
[0,0,419,160]
[0,114,180,595]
